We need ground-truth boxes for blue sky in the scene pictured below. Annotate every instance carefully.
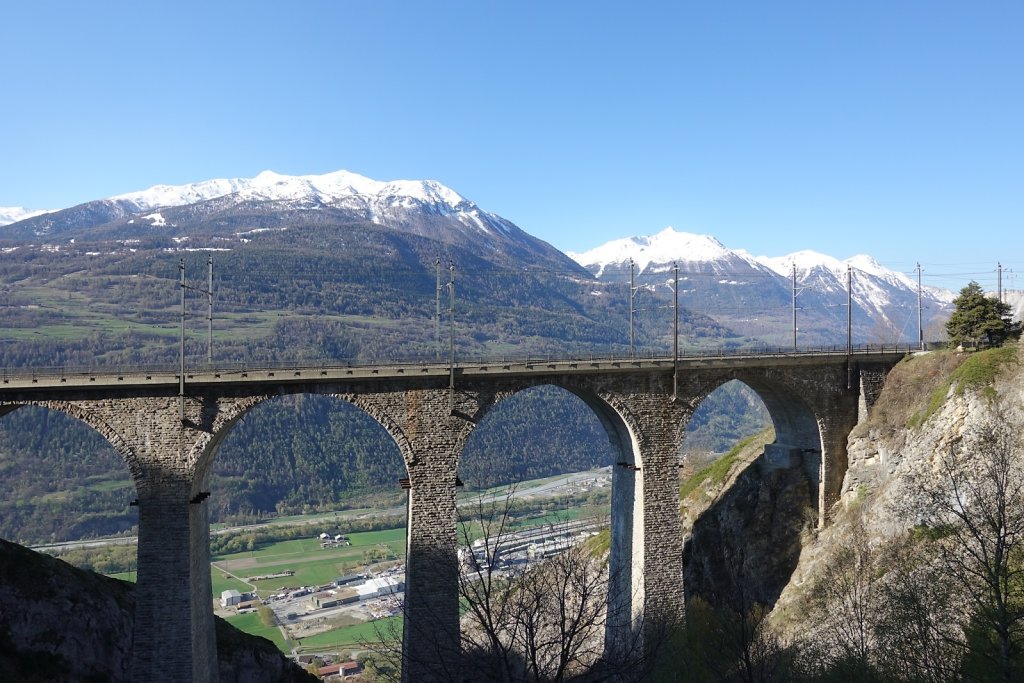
[2,2,1021,292]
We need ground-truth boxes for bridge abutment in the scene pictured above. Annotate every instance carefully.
[858,362,892,422]
[816,385,862,522]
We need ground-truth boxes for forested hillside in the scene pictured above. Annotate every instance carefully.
[0,222,745,370]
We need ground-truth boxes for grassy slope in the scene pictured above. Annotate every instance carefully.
[679,428,775,523]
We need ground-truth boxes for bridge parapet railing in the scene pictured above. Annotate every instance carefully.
[0,343,924,383]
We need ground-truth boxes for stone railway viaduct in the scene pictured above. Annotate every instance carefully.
[0,349,903,681]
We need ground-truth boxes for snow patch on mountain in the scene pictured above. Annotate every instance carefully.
[754,250,950,323]
[111,169,470,213]
[567,227,749,277]
[0,206,54,227]
[754,250,954,306]
[756,250,844,278]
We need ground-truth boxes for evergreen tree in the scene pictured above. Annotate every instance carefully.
[945,281,1022,348]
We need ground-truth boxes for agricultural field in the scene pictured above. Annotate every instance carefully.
[211,527,406,598]
[292,615,403,654]
[224,611,290,651]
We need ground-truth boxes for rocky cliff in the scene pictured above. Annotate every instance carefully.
[676,342,1024,679]
[0,538,315,683]
[682,427,818,614]
[775,342,1023,612]
[681,341,1023,622]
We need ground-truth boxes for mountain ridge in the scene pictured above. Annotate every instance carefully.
[1,169,954,349]
[570,226,954,344]
[0,206,52,226]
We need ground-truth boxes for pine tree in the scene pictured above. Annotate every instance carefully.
[945,281,1022,348]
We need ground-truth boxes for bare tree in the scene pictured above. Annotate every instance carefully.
[679,595,792,683]
[457,489,654,682]
[457,487,531,680]
[462,542,612,681]
[801,513,881,681]
[364,488,658,682]
[873,537,965,683]
[909,411,1024,682]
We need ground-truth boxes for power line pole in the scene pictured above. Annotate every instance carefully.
[916,262,924,351]
[998,262,1003,303]
[178,257,216,421]
[435,258,442,362]
[792,262,798,352]
[179,259,186,422]
[448,262,455,415]
[206,255,214,366]
[673,262,679,398]
[846,265,852,389]
[629,258,636,358]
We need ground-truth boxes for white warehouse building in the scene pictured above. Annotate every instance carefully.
[219,590,242,608]
[356,576,404,600]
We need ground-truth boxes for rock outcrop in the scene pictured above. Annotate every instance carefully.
[0,538,315,683]
[682,341,1024,624]
[684,460,814,610]
[681,428,816,611]
[773,341,1024,637]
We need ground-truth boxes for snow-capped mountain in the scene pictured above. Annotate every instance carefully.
[754,250,954,331]
[570,227,954,345]
[110,170,470,214]
[0,206,52,227]
[0,170,575,272]
[568,228,769,277]
[1,171,959,347]
[1,169,512,241]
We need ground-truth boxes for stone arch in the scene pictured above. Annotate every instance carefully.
[682,373,824,616]
[0,400,141,552]
[471,380,642,470]
[456,380,632,489]
[348,394,418,470]
[190,394,273,486]
[191,391,416,487]
[456,379,648,658]
[183,389,417,678]
[686,371,823,485]
[1,400,143,482]
[593,390,649,466]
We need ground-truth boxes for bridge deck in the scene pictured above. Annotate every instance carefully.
[0,347,911,392]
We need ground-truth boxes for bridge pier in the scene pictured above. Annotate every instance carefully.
[133,476,216,681]
[603,391,688,659]
[402,460,461,681]
[352,388,487,683]
[635,408,688,638]
[126,396,222,683]
[190,471,219,683]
